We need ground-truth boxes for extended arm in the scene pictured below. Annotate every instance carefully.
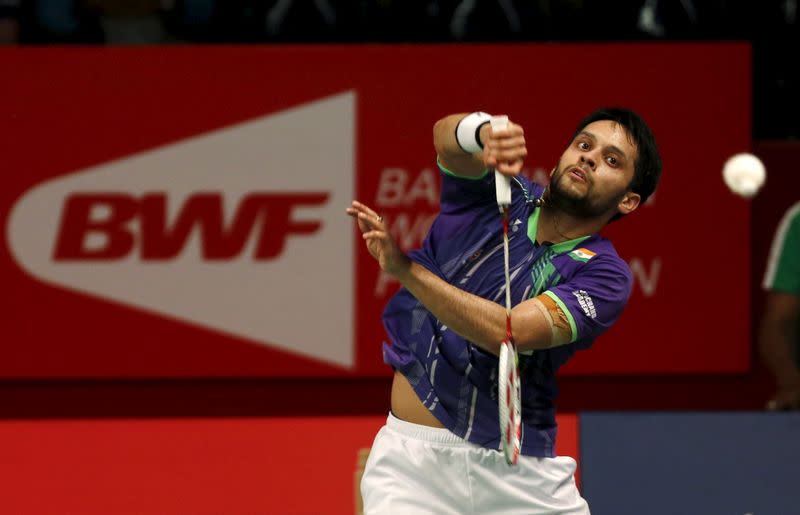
[391,258,567,354]
[759,291,800,409]
[345,201,570,355]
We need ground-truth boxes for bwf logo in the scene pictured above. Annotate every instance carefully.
[6,91,355,368]
[53,192,328,261]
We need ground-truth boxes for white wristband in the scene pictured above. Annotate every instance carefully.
[455,112,491,154]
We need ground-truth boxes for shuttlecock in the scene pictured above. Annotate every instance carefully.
[722,153,766,198]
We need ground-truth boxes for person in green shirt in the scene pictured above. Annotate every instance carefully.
[760,201,800,410]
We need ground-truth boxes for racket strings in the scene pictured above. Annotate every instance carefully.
[499,204,521,465]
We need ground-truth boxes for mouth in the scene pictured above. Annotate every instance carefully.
[567,166,587,183]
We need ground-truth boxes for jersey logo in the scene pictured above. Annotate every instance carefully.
[572,290,597,319]
[568,247,597,262]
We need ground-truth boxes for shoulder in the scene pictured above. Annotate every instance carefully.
[768,201,800,260]
[556,238,633,301]
[563,237,630,276]
[781,201,800,233]
[787,201,800,219]
[764,201,800,293]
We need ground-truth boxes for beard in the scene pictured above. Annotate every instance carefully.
[545,165,625,219]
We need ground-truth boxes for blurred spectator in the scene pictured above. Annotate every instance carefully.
[161,0,215,41]
[760,201,800,410]
[83,0,168,44]
[19,0,104,43]
[0,0,20,44]
[353,1,450,42]
[265,0,335,40]
[450,0,523,40]
[752,1,799,139]
[3,1,797,138]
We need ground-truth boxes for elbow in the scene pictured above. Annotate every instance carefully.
[517,335,552,352]
[509,304,556,352]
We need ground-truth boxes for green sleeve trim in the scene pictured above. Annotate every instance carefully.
[436,157,489,180]
[543,290,578,343]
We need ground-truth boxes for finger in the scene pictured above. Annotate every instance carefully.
[347,206,380,220]
[357,212,377,228]
[353,203,386,227]
[351,200,380,220]
[487,123,523,141]
[488,136,526,150]
[348,201,372,220]
[487,130,524,144]
[496,164,513,176]
[362,230,387,240]
[488,127,509,139]
[348,202,371,220]
[347,206,370,221]
[490,155,526,173]
[496,161,523,176]
[486,140,526,154]
[492,148,527,163]
[346,208,367,230]
[487,139,526,152]
[358,211,386,229]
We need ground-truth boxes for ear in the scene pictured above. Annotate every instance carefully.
[617,191,641,216]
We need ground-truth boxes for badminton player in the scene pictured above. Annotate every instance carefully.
[347,108,662,514]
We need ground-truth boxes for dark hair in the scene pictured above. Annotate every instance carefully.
[572,107,662,221]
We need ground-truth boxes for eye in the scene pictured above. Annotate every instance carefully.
[577,141,590,151]
[606,156,619,167]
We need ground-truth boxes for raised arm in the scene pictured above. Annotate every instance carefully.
[433,113,527,178]
[347,113,534,354]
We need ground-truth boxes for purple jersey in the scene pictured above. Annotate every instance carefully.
[382,162,632,457]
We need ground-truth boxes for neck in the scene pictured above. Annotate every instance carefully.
[537,203,606,245]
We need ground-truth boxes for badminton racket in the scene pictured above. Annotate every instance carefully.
[492,115,522,466]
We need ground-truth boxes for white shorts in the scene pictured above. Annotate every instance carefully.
[360,413,590,515]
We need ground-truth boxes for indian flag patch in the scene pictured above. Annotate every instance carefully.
[568,248,596,262]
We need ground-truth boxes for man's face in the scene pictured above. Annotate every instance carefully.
[549,120,639,218]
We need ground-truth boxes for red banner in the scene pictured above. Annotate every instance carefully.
[0,414,581,513]
[0,44,751,377]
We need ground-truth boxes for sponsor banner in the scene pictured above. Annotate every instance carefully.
[0,413,578,514]
[0,416,386,515]
[0,45,750,377]
[580,413,800,515]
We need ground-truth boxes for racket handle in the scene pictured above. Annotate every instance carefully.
[491,115,511,208]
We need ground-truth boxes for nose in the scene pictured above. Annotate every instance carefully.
[579,153,596,170]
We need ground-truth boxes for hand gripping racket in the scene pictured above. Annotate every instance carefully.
[492,115,522,465]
